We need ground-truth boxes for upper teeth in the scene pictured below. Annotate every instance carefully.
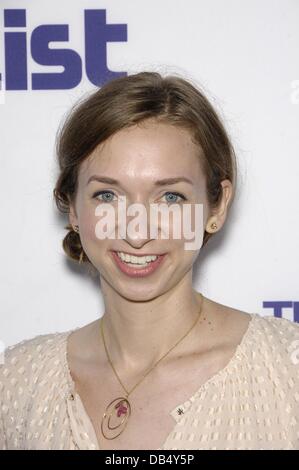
[117,252,158,264]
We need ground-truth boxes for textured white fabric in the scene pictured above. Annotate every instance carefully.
[1,314,299,450]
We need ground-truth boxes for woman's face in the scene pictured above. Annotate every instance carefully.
[69,118,211,300]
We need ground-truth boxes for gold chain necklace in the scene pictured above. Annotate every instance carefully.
[100,292,204,440]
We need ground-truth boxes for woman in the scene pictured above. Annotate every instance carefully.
[1,72,298,450]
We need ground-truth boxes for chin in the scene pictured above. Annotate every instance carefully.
[114,284,166,303]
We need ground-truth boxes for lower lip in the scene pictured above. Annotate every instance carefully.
[110,251,167,278]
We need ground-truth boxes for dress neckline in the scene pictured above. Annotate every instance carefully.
[60,312,259,450]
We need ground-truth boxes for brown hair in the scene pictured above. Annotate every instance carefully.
[53,71,237,267]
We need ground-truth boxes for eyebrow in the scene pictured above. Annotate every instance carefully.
[87,176,194,186]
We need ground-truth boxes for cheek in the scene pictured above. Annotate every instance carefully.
[78,211,99,241]
[166,204,205,241]
[179,243,200,263]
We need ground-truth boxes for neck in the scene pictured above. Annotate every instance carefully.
[96,276,204,375]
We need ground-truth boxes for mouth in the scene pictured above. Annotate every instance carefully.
[110,250,167,278]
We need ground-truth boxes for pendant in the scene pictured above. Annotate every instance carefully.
[101,396,131,439]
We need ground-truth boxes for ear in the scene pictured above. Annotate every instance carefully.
[68,196,79,229]
[205,179,233,233]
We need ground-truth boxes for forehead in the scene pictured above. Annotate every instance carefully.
[79,120,204,184]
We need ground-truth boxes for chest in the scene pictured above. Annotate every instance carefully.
[69,348,233,450]
[73,371,190,450]
[68,344,237,450]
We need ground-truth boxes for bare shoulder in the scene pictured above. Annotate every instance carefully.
[67,319,101,363]
[201,294,252,346]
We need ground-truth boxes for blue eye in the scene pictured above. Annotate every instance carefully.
[162,192,186,204]
[93,190,116,202]
[92,190,187,204]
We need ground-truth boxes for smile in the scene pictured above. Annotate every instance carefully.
[110,250,167,278]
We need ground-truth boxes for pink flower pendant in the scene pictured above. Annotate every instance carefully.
[115,400,128,417]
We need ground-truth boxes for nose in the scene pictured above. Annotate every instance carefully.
[124,200,157,249]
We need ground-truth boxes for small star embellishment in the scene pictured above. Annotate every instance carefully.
[177,408,184,415]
